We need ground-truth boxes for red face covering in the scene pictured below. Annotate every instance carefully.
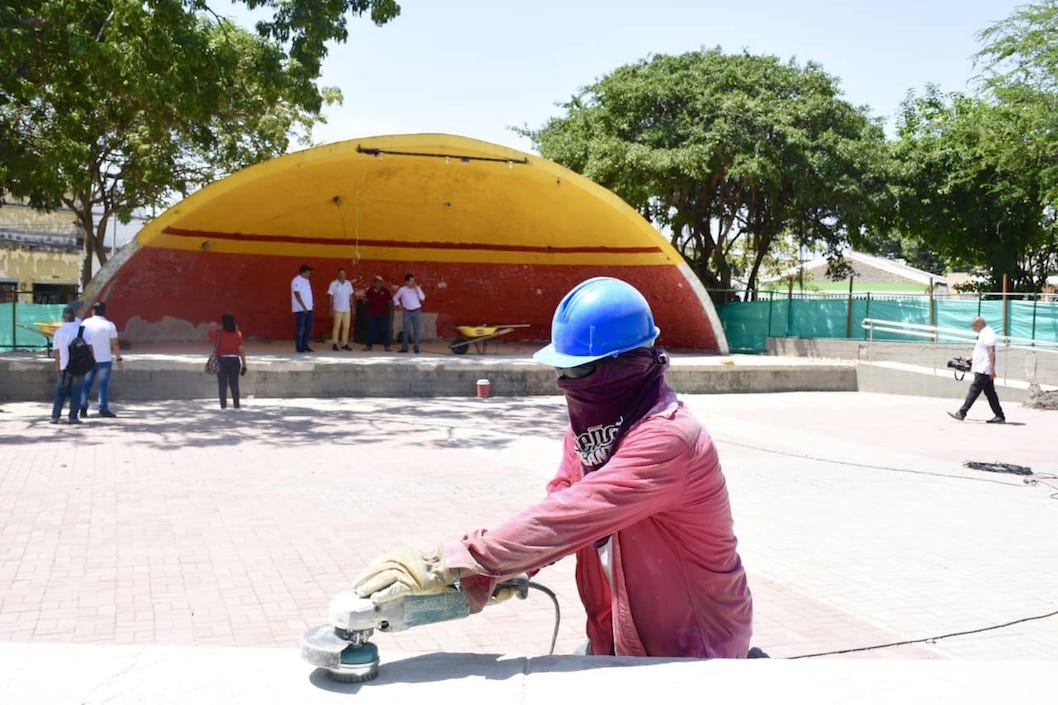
[556,347,675,475]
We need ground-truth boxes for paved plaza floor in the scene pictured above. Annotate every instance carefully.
[1,390,1056,700]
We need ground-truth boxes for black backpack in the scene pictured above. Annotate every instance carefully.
[67,325,96,375]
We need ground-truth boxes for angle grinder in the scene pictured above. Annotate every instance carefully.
[301,575,530,683]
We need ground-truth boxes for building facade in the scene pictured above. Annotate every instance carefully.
[0,202,81,304]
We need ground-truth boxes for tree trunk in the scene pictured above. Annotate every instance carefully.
[73,205,111,291]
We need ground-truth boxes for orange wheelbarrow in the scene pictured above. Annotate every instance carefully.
[450,323,530,354]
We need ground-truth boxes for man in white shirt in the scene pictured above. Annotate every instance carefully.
[949,316,1006,423]
[51,306,85,424]
[327,267,355,351]
[291,263,315,353]
[392,273,426,353]
[79,301,123,418]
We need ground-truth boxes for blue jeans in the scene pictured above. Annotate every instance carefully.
[366,314,391,348]
[401,309,422,351]
[80,361,113,412]
[52,371,84,420]
[295,309,314,351]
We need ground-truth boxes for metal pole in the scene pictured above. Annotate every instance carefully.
[863,293,871,340]
[846,275,854,339]
[928,277,936,342]
[1031,295,1038,344]
[767,290,774,340]
[786,284,793,337]
[1002,273,1009,338]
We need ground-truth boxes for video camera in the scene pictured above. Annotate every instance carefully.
[946,356,971,380]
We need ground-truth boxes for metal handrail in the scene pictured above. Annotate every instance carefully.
[861,318,1058,351]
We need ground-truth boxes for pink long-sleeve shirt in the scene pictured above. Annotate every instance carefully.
[445,400,753,658]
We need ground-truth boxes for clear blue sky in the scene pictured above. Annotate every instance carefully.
[272,0,1026,153]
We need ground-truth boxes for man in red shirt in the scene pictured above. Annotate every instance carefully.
[353,277,754,658]
[362,275,392,351]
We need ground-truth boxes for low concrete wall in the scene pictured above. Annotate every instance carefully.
[856,361,1033,403]
[768,337,1058,386]
[0,354,857,402]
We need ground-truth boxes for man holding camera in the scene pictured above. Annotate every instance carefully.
[948,316,1006,424]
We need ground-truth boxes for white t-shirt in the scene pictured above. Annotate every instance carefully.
[291,275,314,312]
[82,315,118,363]
[971,324,998,375]
[327,279,354,312]
[52,321,81,371]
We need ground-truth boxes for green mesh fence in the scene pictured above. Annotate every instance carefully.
[718,294,1058,353]
[0,303,68,351]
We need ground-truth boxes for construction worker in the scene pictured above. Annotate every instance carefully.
[354,277,753,658]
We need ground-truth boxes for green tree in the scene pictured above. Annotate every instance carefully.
[520,48,890,301]
[0,0,400,288]
[892,86,1054,291]
[976,0,1058,202]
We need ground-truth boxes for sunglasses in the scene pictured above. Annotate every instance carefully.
[555,362,597,379]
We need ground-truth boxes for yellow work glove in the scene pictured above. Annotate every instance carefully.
[353,546,462,604]
[490,586,519,604]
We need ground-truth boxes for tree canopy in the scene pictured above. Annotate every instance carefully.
[0,0,400,287]
[522,48,890,300]
[892,86,1055,292]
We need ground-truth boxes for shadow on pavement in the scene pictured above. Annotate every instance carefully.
[3,397,571,452]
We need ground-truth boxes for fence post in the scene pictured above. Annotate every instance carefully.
[767,291,774,340]
[863,293,871,340]
[1002,273,1009,338]
[845,276,854,339]
[10,297,15,352]
[786,288,793,337]
[928,277,936,342]
[1031,295,1038,344]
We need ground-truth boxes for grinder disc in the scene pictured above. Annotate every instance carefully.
[331,642,380,683]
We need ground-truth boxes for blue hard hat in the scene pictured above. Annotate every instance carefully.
[533,277,660,367]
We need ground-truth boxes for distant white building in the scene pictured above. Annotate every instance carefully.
[764,250,948,294]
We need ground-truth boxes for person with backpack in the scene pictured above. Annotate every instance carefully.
[79,301,123,418]
[51,306,92,424]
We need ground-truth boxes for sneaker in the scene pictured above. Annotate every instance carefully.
[986,416,1006,424]
[342,345,353,351]
[98,409,117,418]
[50,417,59,424]
[304,347,315,353]
[67,417,83,424]
[947,411,965,421]
[362,345,373,351]
[399,348,408,353]
[79,408,87,418]
[332,344,339,351]
[384,346,392,352]
[413,346,420,353]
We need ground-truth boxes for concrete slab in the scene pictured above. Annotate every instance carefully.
[0,642,1051,704]
[1,391,1056,702]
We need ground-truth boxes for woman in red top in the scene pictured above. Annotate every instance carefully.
[206,313,247,409]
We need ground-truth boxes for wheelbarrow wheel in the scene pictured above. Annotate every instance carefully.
[451,337,469,355]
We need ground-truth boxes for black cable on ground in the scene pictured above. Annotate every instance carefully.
[719,440,1058,656]
[526,581,561,655]
[790,607,1058,658]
